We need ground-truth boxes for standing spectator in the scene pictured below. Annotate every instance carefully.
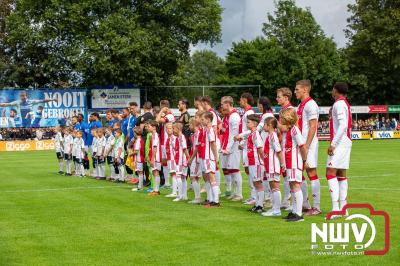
[127,102,138,142]
[178,99,191,145]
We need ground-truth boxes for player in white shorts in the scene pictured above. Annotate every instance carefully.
[146,120,162,196]
[104,127,116,180]
[280,108,308,222]
[236,114,264,213]
[261,117,285,217]
[188,117,202,204]
[220,96,242,201]
[326,82,352,216]
[172,123,190,202]
[63,127,73,176]
[238,93,256,205]
[276,87,294,211]
[164,123,178,198]
[113,129,125,182]
[54,126,64,174]
[295,80,321,215]
[131,127,145,192]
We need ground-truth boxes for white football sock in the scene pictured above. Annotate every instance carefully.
[264,181,271,200]
[291,191,297,214]
[59,161,64,172]
[215,171,221,187]
[172,175,178,195]
[294,190,303,216]
[205,182,212,202]
[192,179,200,199]
[138,172,144,189]
[327,176,340,211]
[232,171,242,197]
[163,167,170,186]
[249,179,256,200]
[99,164,105,178]
[283,179,291,206]
[118,166,125,181]
[256,190,264,207]
[154,175,160,192]
[176,178,183,198]
[310,178,321,210]
[182,178,188,199]
[212,184,219,203]
[224,174,232,193]
[272,189,281,212]
[301,179,311,209]
[110,165,115,178]
[338,177,348,210]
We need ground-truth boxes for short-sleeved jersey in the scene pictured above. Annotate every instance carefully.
[165,135,177,161]
[263,131,282,174]
[134,136,145,163]
[149,132,161,162]
[239,107,255,135]
[160,112,175,146]
[221,110,240,152]
[297,97,319,144]
[174,134,188,166]
[91,137,98,154]
[104,134,115,156]
[113,136,125,159]
[190,129,200,161]
[96,136,106,154]
[247,130,263,166]
[63,135,73,154]
[200,127,216,160]
[330,97,352,147]
[75,138,85,159]
[284,126,305,170]
[72,137,79,157]
[54,132,63,152]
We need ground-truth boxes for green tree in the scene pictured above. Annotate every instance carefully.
[1,0,222,90]
[345,0,400,104]
[223,0,347,105]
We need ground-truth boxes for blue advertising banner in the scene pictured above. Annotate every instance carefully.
[0,89,87,128]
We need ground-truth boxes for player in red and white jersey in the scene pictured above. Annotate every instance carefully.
[156,100,176,188]
[200,96,222,187]
[220,96,242,201]
[260,117,285,217]
[131,127,145,192]
[280,108,308,222]
[172,123,190,202]
[146,120,162,196]
[276,87,294,211]
[294,80,321,215]
[187,117,202,204]
[239,93,256,205]
[164,123,178,198]
[326,82,352,215]
[199,111,220,207]
[236,114,265,213]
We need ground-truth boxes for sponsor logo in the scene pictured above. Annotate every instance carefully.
[6,142,31,151]
[311,204,390,256]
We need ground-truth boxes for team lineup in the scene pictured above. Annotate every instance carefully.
[54,80,352,222]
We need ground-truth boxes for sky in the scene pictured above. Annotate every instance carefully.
[194,0,355,57]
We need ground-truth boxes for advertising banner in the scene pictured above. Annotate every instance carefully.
[368,105,388,113]
[388,105,400,113]
[0,89,87,128]
[0,139,55,151]
[91,88,141,109]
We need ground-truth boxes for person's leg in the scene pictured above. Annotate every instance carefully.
[223,169,232,197]
[326,167,339,211]
[254,181,264,209]
[153,170,160,192]
[337,169,348,212]
[138,171,144,189]
[231,170,242,199]
[209,173,219,204]
[191,176,201,200]
[272,180,281,212]
[307,168,321,211]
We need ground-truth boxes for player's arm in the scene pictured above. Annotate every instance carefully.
[257,146,264,160]
[224,115,240,153]
[0,101,18,107]
[306,119,317,149]
[211,141,218,162]
[234,130,251,141]
[156,107,168,123]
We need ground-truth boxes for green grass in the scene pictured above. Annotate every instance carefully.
[0,140,399,265]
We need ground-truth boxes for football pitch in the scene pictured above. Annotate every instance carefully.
[0,140,399,265]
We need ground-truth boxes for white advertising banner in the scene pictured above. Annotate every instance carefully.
[91,88,140,109]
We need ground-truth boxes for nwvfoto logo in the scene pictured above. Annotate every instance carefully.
[311,204,390,256]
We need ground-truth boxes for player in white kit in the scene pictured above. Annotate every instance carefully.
[220,96,242,201]
[326,82,352,216]
[294,80,321,216]
[54,127,64,174]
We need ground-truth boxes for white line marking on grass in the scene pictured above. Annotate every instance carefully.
[0,186,125,193]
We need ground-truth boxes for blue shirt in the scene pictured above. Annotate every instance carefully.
[121,118,129,137]
[127,115,136,141]
[107,119,116,127]
[85,120,102,146]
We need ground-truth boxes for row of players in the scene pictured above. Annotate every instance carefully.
[54,80,352,222]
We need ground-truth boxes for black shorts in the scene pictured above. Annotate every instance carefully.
[73,156,77,163]
[56,152,63,160]
[76,158,83,164]
[107,156,114,165]
[64,153,72,161]
[97,157,105,164]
